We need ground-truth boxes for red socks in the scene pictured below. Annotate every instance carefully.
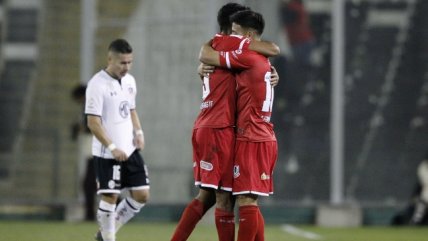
[170,199,205,241]
[255,208,265,241]
[215,208,235,241]
[237,205,260,241]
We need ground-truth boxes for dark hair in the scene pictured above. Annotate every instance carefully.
[108,38,133,54]
[217,3,250,34]
[71,84,87,100]
[230,10,265,36]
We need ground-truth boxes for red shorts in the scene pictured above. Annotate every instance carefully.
[233,140,278,196]
[192,127,235,191]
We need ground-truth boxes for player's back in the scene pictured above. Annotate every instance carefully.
[193,34,250,129]
[224,50,276,142]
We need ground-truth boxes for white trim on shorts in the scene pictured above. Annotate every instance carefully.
[232,190,272,197]
[127,185,150,191]
[195,181,232,192]
[97,189,121,195]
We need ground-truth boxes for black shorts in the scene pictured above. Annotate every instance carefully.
[94,150,150,194]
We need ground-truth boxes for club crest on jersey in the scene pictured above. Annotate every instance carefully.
[119,101,130,118]
[128,87,133,94]
[234,165,240,178]
[200,160,213,171]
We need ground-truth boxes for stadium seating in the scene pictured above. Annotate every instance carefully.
[273,0,428,204]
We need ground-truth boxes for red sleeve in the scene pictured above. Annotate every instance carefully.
[219,49,253,70]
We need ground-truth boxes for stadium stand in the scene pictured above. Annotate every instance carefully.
[273,0,428,206]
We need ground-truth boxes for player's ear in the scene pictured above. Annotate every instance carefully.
[246,30,256,38]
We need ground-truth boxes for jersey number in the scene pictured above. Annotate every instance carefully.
[113,165,121,181]
[202,76,210,100]
[262,71,274,112]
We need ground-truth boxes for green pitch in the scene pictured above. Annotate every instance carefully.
[1,221,428,241]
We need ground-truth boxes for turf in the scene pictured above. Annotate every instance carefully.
[1,221,428,241]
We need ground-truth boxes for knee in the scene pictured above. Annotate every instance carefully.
[131,189,150,204]
[236,194,258,207]
[215,192,234,211]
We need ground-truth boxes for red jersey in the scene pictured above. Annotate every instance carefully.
[219,49,276,142]
[193,34,250,129]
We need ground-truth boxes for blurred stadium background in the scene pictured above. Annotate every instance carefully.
[0,0,427,228]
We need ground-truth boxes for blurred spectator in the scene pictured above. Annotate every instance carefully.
[71,84,96,221]
[279,0,315,67]
[410,150,428,225]
[391,150,428,225]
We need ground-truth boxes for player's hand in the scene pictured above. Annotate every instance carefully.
[111,148,128,162]
[198,63,215,78]
[133,134,145,151]
[270,66,279,87]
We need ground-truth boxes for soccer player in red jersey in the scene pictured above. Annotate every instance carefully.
[170,3,279,241]
[199,10,278,241]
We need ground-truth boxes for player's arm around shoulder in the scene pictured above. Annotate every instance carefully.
[199,41,221,66]
[249,40,280,57]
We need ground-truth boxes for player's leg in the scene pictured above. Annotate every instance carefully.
[94,156,122,241]
[236,194,259,241]
[171,188,215,241]
[214,127,236,241]
[115,151,150,232]
[215,190,235,241]
[171,128,218,241]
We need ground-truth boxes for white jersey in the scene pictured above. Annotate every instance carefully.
[85,70,137,158]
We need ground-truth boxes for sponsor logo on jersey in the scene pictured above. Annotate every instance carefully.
[200,160,213,171]
[200,100,213,109]
[234,165,240,178]
[119,101,130,118]
[260,172,270,180]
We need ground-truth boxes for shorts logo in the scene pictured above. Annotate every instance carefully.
[200,160,213,171]
[234,165,240,178]
[261,172,270,180]
[108,180,116,189]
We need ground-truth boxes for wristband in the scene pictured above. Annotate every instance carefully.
[107,143,116,151]
[135,129,144,136]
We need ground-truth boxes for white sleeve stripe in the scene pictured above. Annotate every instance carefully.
[225,52,231,69]
[239,38,247,50]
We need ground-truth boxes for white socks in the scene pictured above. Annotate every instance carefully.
[97,197,146,241]
[115,197,145,232]
[97,200,116,241]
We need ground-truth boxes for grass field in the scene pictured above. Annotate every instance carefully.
[1,221,428,241]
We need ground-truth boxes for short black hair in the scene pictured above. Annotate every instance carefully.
[108,38,133,54]
[71,84,86,100]
[230,10,265,36]
[217,3,250,34]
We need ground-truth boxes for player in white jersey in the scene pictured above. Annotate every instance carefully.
[85,39,149,241]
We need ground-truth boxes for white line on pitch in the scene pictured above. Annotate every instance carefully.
[281,224,323,240]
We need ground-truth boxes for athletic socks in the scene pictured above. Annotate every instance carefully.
[97,200,116,241]
[215,208,235,241]
[255,208,265,241]
[115,197,145,232]
[237,205,259,241]
[170,199,205,241]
